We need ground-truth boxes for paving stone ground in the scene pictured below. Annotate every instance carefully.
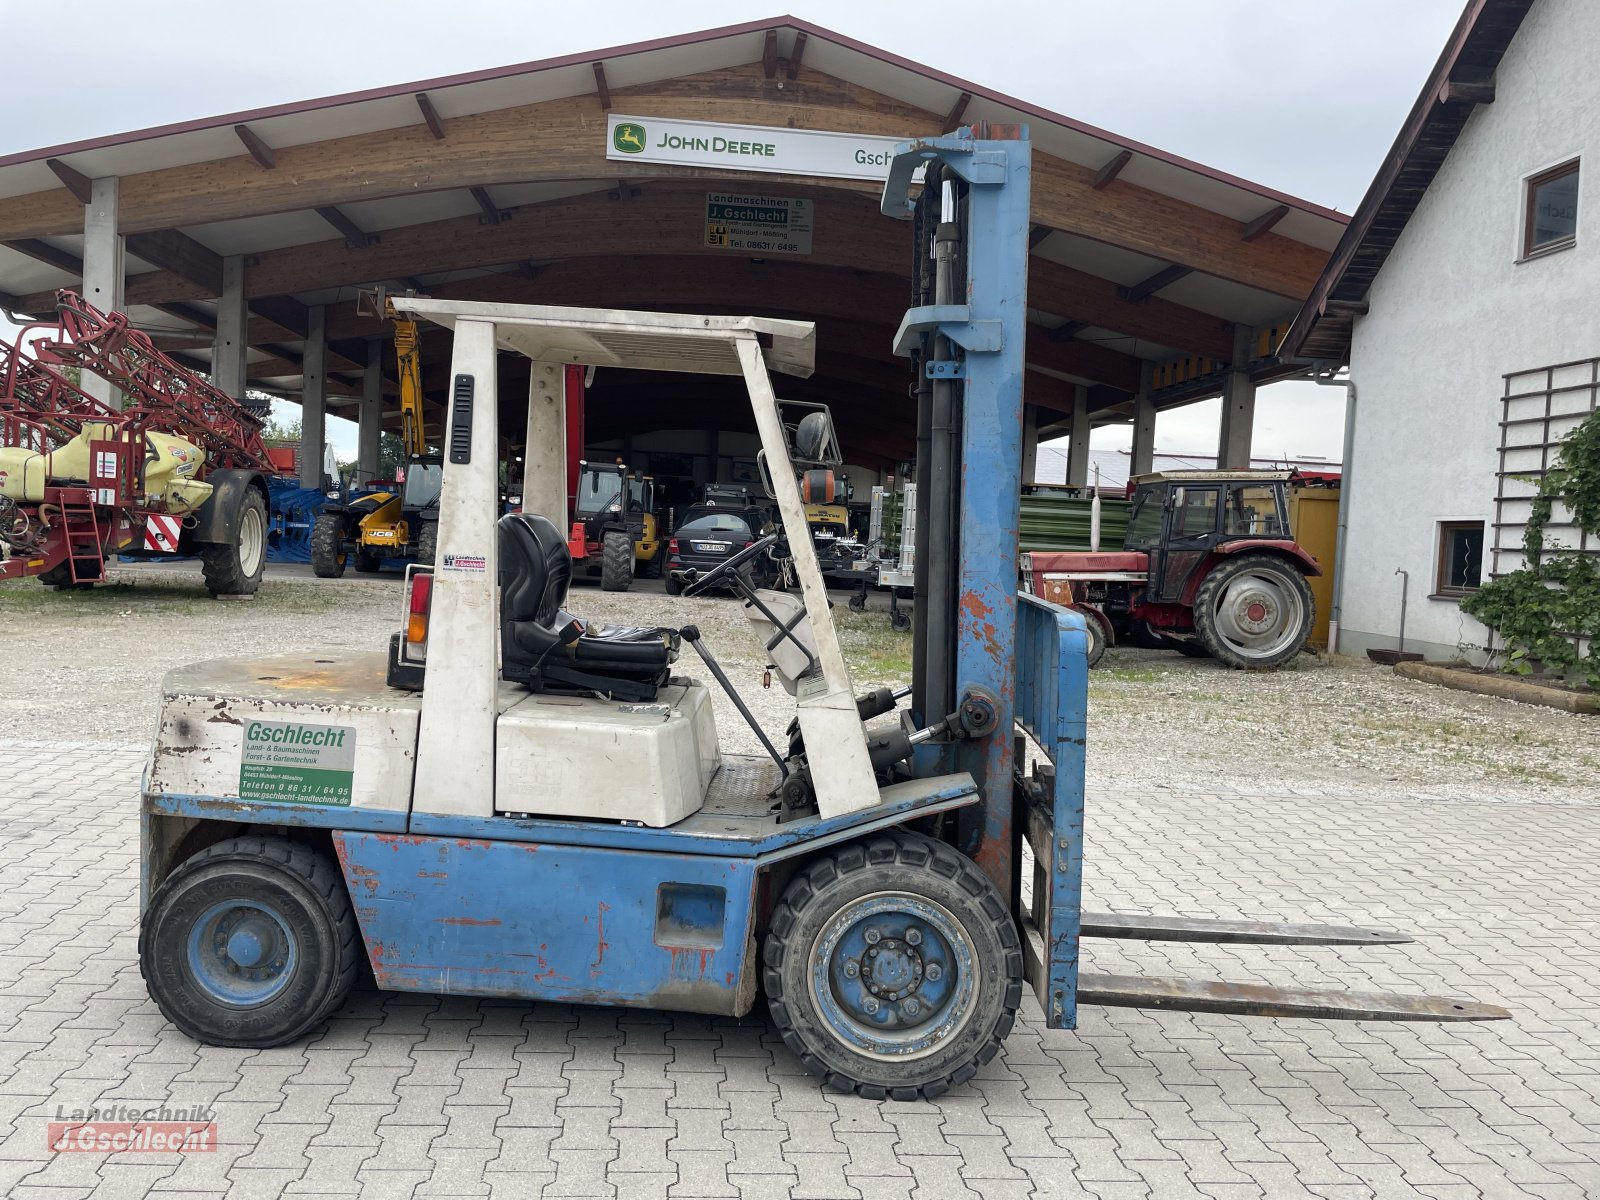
[0,737,1595,1199]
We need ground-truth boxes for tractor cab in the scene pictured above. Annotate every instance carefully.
[1125,470,1294,602]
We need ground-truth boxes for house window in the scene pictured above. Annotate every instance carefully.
[1436,521,1485,597]
[1523,160,1579,257]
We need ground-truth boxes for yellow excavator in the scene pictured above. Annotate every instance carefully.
[311,306,442,576]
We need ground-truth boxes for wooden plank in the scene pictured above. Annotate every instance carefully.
[0,63,1328,298]
[1092,150,1132,190]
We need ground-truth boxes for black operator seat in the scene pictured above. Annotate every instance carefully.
[498,513,679,700]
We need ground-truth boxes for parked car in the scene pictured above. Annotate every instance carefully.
[664,510,779,595]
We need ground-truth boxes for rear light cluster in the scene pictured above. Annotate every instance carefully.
[405,570,433,661]
[668,538,679,554]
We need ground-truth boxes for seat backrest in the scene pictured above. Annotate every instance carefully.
[498,513,571,626]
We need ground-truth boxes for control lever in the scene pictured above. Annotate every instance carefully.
[678,625,787,777]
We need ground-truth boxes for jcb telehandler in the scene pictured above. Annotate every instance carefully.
[566,459,663,591]
[311,309,441,576]
[136,128,1504,1100]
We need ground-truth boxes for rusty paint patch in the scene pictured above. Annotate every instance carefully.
[437,916,501,927]
[590,901,611,975]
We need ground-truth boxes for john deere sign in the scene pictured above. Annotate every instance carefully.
[605,114,923,183]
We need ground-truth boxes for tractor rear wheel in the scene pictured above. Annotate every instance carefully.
[1192,553,1315,669]
[200,489,267,596]
[139,836,361,1048]
[1081,612,1106,668]
[764,831,1023,1100]
[310,513,348,578]
[416,522,438,566]
[600,529,633,592]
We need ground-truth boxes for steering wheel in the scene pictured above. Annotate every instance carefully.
[682,532,783,596]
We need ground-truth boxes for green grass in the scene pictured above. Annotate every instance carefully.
[832,608,914,681]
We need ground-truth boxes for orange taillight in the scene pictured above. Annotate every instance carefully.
[406,572,433,649]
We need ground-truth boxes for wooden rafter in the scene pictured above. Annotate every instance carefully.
[4,237,79,273]
[787,33,808,80]
[592,62,612,110]
[46,159,93,203]
[762,30,779,78]
[315,206,375,248]
[1241,204,1289,243]
[943,91,972,132]
[1028,225,1053,249]
[234,124,276,170]
[1123,264,1193,303]
[1092,150,1133,190]
[415,93,447,140]
[470,186,506,225]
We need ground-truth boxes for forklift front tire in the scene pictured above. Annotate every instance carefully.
[139,836,361,1048]
[310,512,348,578]
[764,831,1023,1101]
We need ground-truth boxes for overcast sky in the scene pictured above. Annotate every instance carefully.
[2,0,1466,462]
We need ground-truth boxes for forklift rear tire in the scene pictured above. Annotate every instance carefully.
[139,836,361,1048]
[641,547,663,578]
[199,488,267,596]
[663,573,683,597]
[353,548,383,574]
[764,831,1023,1101]
[600,529,633,592]
[310,512,348,578]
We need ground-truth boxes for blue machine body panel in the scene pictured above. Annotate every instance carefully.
[333,832,762,1015]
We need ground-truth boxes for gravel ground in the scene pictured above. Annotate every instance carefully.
[1,563,1593,804]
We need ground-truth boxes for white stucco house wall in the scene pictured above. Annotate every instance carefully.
[1283,0,1596,661]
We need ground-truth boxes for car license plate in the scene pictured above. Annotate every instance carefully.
[693,541,730,554]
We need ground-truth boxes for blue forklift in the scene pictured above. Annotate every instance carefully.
[136,127,1505,1100]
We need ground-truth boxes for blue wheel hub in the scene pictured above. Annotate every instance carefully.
[186,901,298,1007]
[811,892,978,1061]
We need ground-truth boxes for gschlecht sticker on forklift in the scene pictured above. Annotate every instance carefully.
[238,720,356,806]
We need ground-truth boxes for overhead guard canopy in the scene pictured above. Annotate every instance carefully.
[389,297,816,380]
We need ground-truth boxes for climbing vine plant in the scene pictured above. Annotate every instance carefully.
[1462,409,1600,687]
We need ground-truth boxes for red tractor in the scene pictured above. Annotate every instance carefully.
[1023,470,1321,669]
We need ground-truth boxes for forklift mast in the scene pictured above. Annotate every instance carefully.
[393,318,426,461]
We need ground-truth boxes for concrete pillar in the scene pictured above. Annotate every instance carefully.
[212,254,248,399]
[358,341,383,485]
[1020,403,1040,483]
[299,306,327,489]
[1130,361,1157,478]
[524,362,566,527]
[1066,384,1090,487]
[80,177,124,409]
[1217,324,1256,468]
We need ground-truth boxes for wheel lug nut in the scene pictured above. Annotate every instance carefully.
[926,964,942,981]
[905,929,922,946]
[863,998,879,1014]
[864,928,881,945]
[843,960,859,978]
[868,947,878,957]
[903,998,921,1017]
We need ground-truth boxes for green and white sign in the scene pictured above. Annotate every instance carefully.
[705,192,813,255]
[606,113,924,184]
[240,720,356,807]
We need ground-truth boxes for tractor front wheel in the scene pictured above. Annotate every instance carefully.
[764,831,1023,1100]
[1192,554,1315,669]
[139,836,361,1048]
[310,512,348,578]
[200,489,267,596]
[600,529,634,592]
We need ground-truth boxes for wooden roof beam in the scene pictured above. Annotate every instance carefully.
[787,32,808,80]
[124,228,224,292]
[415,93,447,140]
[470,186,508,225]
[1028,225,1053,249]
[1241,204,1290,243]
[46,159,94,204]
[4,237,79,274]
[1440,77,1495,105]
[315,206,376,249]
[943,91,972,132]
[1123,264,1193,303]
[234,124,276,170]
[762,30,779,78]
[1092,150,1133,190]
[592,62,612,111]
